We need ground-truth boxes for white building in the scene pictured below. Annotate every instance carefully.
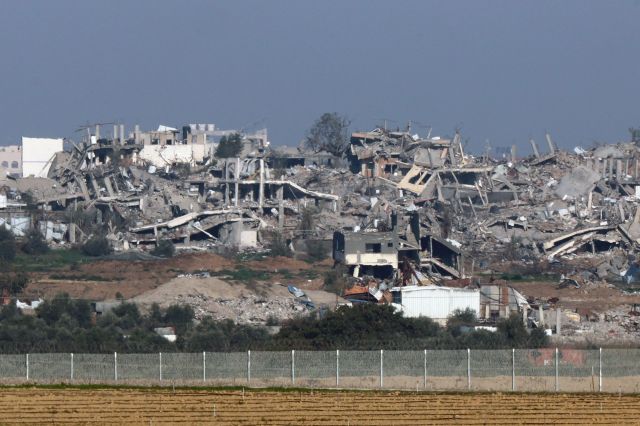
[21,137,64,177]
[390,285,480,324]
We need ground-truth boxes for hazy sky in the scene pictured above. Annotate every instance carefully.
[1,1,639,154]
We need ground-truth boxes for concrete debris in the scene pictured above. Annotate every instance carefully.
[5,122,640,334]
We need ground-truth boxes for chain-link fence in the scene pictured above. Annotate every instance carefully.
[0,349,637,392]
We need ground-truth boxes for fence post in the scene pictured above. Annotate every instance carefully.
[423,349,427,389]
[599,347,602,392]
[114,352,118,382]
[247,350,251,383]
[336,350,339,387]
[467,348,471,391]
[380,349,384,388]
[25,354,29,381]
[159,352,162,382]
[555,347,559,392]
[203,351,206,383]
[511,348,515,391]
[70,353,74,381]
[291,350,295,385]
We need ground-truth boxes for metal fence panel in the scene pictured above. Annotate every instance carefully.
[383,350,424,390]
[29,353,71,382]
[74,354,114,382]
[339,350,381,388]
[161,352,202,382]
[557,349,599,392]
[295,351,335,388]
[204,352,247,385]
[425,350,468,390]
[250,351,290,386]
[515,349,556,392]
[470,349,512,391]
[0,354,26,380]
[603,349,640,393]
[117,353,158,382]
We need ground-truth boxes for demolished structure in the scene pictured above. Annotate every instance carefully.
[4,121,640,336]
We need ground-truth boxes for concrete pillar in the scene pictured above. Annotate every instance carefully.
[184,221,193,245]
[134,124,140,143]
[617,159,623,180]
[522,306,528,326]
[103,177,115,197]
[277,185,284,229]
[95,124,100,139]
[120,125,125,144]
[556,308,561,336]
[258,158,264,210]
[113,124,119,142]
[234,157,240,207]
[539,306,545,328]
[89,175,100,196]
[530,139,540,159]
[545,133,556,154]
[609,159,614,179]
[510,145,516,163]
[69,223,76,244]
[224,159,230,205]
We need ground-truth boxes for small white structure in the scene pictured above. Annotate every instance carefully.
[21,137,64,177]
[154,327,177,343]
[390,285,480,324]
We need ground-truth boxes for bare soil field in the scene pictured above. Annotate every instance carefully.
[23,253,332,301]
[1,387,639,424]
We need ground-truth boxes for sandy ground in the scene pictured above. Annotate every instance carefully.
[130,276,345,323]
[1,387,640,424]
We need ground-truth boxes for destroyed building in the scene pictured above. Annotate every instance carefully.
[5,120,640,337]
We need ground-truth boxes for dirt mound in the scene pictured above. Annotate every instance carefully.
[131,276,341,324]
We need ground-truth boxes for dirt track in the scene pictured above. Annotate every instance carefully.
[1,387,640,424]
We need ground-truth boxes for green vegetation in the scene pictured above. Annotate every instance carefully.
[215,133,244,158]
[0,297,547,353]
[82,236,113,257]
[21,229,49,255]
[263,230,291,257]
[216,266,272,282]
[271,305,548,350]
[0,225,17,262]
[13,249,89,272]
[151,239,175,258]
[305,112,350,157]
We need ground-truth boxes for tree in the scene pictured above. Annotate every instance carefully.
[82,236,112,256]
[215,133,244,158]
[22,228,49,255]
[0,225,16,262]
[305,113,350,157]
[151,239,175,258]
[0,271,28,295]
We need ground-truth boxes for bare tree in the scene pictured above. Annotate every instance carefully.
[305,113,351,157]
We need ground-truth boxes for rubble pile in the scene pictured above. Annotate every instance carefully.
[3,121,640,337]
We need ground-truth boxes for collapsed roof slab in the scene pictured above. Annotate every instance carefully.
[130,208,243,232]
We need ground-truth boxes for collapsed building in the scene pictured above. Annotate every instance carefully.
[4,121,640,334]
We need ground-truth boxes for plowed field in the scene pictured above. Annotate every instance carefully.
[1,387,639,424]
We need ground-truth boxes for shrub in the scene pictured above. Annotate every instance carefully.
[264,230,291,257]
[151,239,175,257]
[82,236,112,257]
[306,239,327,261]
[215,133,244,158]
[0,226,16,262]
[22,228,49,255]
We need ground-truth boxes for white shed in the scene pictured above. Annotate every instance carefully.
[390,285,480,323]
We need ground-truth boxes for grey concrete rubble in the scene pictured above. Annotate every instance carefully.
[5,122,640,337]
